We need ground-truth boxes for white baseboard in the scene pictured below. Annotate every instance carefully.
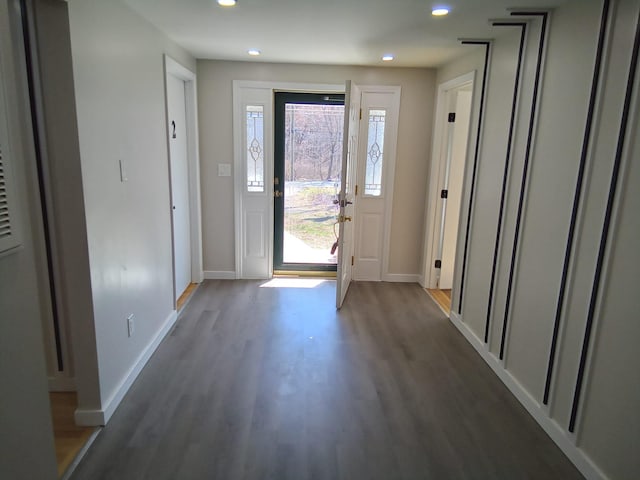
[74,408,104,426]
[48,375,76,392]
[449,311,608,480]
[381,273,420,283]
[203,270,237,280]
[193,269,204,283]
[74,309,179,426]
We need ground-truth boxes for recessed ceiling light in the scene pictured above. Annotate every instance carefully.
[248,49,261,56]
[382,54,394,61]
[217,0,237,6]
[432,7,449,16]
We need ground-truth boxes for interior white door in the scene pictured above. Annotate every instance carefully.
[336,81,360,308]
[440,89,472,288]
[167,74,191,301]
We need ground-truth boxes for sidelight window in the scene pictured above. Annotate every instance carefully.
[246,105,265,192]
[364,109,386,196]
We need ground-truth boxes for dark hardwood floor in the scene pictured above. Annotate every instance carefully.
[70,280,584,480]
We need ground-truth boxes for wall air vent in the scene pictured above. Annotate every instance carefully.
[0,78,22,256]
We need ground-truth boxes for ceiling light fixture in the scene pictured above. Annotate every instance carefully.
[432,7,449,16]
[217,0,237,6]
[382,54,395,61]
[247,49,261,56]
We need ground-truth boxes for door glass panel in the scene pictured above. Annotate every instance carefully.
[282,102,344,265]
[365,109,386,196]
[246,105,264,192]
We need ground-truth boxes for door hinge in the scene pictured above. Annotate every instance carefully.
[359,108,362,120]
[351,256,355,266]
[435,260,442,269]
[355,185,358,196]
[448,112,456,123]
[441,189,448,199]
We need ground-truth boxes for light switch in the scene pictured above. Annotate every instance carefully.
[218,163,232,177]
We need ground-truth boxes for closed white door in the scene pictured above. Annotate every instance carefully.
[336,81,360,308]
[167,74,191,300]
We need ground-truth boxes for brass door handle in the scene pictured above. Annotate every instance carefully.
[274,190,283,198]
[338,215,352,223]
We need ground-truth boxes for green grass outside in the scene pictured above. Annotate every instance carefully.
[284,185,339,250]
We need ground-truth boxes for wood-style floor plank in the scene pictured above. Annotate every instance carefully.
[49,392,96,477]
[176,282,198,311]
[70,280,584,480]
[426,288,451,314]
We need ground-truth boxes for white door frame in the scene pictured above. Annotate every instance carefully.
[232,80,344,279]
[164,55,203,304]
[422,71,475,289]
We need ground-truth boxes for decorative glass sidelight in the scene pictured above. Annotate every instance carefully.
[365,109,386,196]
[246,105,265,192]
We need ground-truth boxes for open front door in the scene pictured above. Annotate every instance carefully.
[336,81,361,308]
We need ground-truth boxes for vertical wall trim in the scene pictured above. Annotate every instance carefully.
[543,0,611,406]
[568,9,640,433]
[499,12,549,361]
[19,0,63,370]
[485,22,527,344]
[457,40,492,316]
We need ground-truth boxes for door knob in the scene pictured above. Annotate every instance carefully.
[339,215,352,223]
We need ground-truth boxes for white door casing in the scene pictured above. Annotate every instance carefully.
[423,71,475,290]
[353,87,401,282]
[233,81,343,279]
[336,81,360,308]
[440,88,473,289]
[167,74,191,298]
[164,55,203,304]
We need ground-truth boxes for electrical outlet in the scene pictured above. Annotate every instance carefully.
[127,314,135,337]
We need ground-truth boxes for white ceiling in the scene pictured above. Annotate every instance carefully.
[123,0,568,67]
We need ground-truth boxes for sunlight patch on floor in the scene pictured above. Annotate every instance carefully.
[259,278,330,289]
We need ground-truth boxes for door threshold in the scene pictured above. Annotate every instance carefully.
[274,270,336,278]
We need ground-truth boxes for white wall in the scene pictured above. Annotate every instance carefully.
[445,1,640,479]
[197,60,435,277]
[0,0,57,477]
[66,0,196,423]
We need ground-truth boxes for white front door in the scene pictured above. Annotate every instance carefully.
[354,88,401,281]
[336,81,360,308]
[167,74,191,301]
